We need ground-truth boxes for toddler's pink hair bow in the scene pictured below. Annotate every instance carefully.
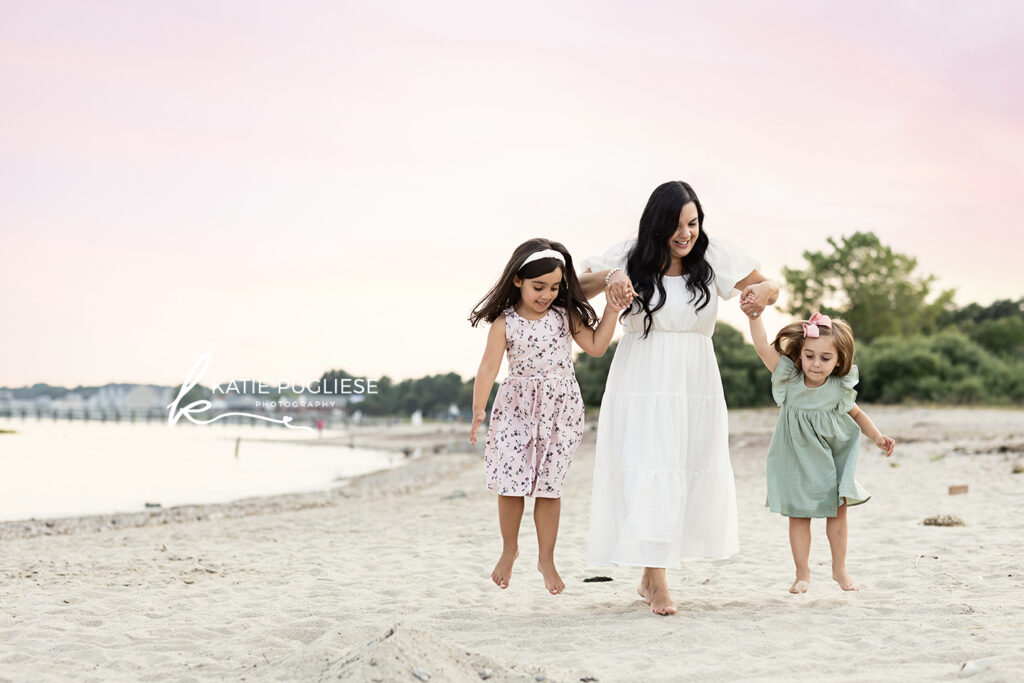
[803,312,832,338]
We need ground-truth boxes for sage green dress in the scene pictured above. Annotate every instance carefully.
[765,356,869,518]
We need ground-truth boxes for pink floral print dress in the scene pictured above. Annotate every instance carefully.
[484,305,585,498]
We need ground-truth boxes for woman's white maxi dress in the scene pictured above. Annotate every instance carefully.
[584,237,758,567]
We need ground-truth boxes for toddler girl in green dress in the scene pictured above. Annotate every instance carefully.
[748,309,895,594]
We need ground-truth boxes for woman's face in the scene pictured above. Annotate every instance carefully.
[666,202,700,260]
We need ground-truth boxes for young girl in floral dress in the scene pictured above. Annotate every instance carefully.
[469,238,627,595]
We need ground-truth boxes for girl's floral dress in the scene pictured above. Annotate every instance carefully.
[484,305,585,498]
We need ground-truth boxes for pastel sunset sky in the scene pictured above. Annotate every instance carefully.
[2,1,1021,388]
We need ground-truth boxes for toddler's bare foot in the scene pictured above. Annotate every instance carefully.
[789,577,810,594]
[491,548,518,589]
[537,558,564,595]
[832,568,859,591]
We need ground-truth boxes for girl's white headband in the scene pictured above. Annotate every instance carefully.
[521,249,565,268]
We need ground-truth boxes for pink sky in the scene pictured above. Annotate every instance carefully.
[1,1,1022,388]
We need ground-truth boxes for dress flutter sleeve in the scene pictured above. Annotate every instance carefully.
[771,355,797,406]
[580,238,636,273]
[837,365,859,413]
[705,236,760,299]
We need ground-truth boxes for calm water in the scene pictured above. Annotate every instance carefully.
[0,418,403,521]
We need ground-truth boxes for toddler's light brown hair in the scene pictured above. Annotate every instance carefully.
[772,316,855,377]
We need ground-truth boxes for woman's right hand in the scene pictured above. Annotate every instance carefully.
[469,409,487,445]
[606,271,635,309]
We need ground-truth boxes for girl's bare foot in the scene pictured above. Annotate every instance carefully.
[789,578,810,594]
[537,558,565,595]
[492,548,519,589]
[832,568,859,591]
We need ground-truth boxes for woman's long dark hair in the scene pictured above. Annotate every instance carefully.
[626,181,714,338]
[469,238,597,332]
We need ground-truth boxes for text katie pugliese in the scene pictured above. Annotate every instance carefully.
[211,378,380,395]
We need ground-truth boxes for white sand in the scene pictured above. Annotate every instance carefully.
[2,407,1023,682]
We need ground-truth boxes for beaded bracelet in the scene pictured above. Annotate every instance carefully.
[605,267,622,286]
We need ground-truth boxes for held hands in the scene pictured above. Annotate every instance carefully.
[875,434,896,457]
[740,283,769,319]
[469,409,487,446]
[605,296,629,313]
[606,271,635,310]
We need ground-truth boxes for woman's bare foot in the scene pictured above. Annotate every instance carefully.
[491,548,519,589]
[638,573,676,615]
[637,573,651,602]
[832,568,859,591]
[789,578,810,594]
[537,558,565,595]
[647,584,677,615]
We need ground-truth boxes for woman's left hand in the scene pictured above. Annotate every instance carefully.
[739,282,770,318]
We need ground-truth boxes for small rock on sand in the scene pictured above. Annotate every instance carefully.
[923,514,965,527]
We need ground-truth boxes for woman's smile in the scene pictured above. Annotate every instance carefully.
[669,233,696,258]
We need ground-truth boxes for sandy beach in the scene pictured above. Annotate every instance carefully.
[2,407,1023,682]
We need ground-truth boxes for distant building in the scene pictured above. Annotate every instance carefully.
[122,386,171,412]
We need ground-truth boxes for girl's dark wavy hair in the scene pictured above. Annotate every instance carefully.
[469,238,598,332]
[626,180,714,338]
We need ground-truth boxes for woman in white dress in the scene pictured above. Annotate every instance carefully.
[580,181,778,615]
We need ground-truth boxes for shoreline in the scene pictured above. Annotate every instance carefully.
[0,423,479,541]
[5,406,1022,541]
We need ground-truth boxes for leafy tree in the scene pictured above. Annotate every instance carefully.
[969,317,1024,358]
[713,322,776,408]
[938,297,1024,327]
[457,377,499,414]
[573,341,617,407]
[352,372,469,418]
[320,368,356,386]
[782,231,955,342]
[358,376,396,414]
[937,298,1024,359]
[856,330,1024,404]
